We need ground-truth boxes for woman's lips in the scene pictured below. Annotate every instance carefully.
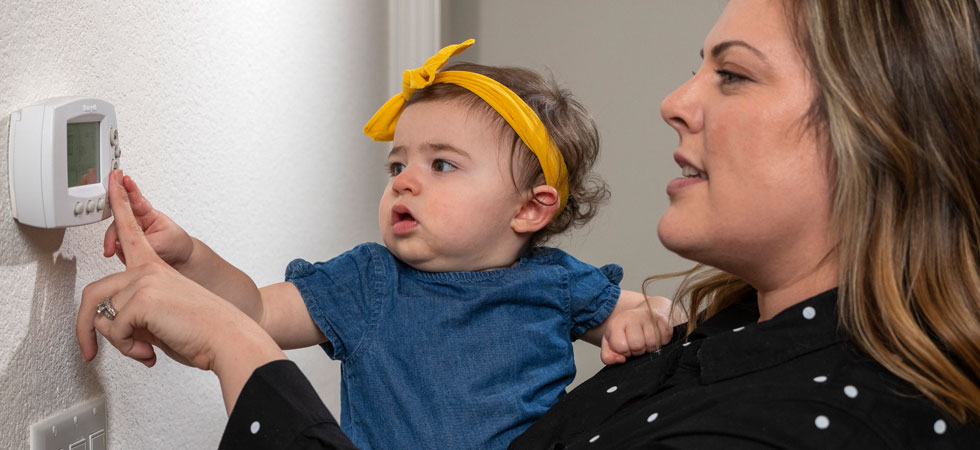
[669,152,707,196]
[666,176,706,196]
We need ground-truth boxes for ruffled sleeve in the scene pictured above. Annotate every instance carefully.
[285,242,390,361]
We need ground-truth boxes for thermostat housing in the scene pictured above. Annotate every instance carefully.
[8,97,120,228]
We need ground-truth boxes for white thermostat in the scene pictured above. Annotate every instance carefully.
[8,97,120,228]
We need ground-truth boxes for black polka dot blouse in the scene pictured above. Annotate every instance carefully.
[510,289,980,449]
[218,360,357,449]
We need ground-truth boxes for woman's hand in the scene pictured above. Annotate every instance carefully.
[102,173,194,269]
[78,170,285,413]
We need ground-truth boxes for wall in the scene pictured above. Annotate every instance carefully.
[0,1,389,448]
[445,1,727,386]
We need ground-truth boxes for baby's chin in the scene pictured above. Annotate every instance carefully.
[383,240,445,272]
[385,243,501,273]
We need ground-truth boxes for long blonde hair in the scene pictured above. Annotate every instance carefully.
[648,0,980,423]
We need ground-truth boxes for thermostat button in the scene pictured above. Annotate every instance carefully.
[112,160,119,170]
[86,200,96,213]
[97,198,105,211]
[74,202,84,215]
[110,128,118,146]
[114,147,121,158]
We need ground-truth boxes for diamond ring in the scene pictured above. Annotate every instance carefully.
[96,296,117,320]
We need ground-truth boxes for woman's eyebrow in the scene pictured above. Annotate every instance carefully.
[700,40,770,64]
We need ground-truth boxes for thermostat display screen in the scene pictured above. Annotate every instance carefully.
[66,121,100,187]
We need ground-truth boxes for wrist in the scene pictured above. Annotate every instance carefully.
[211,317,287,413]
[172,236,202,273]
[212,316,285,374]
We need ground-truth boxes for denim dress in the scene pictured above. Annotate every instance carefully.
[285,242,622,450]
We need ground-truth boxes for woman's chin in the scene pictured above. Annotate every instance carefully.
[657,215,695,255]
[658,220,719,268]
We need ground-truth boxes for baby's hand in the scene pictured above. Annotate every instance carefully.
[599,292,675,365]
[103,171,194,268]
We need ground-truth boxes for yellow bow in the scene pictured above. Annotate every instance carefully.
[363,39,569,218]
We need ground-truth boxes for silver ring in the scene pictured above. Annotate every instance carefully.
[96,296,117,320]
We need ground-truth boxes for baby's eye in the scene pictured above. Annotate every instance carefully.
[387,162,405,177]
[432,159,457,173]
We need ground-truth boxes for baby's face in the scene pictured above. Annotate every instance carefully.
[379,100,527,272]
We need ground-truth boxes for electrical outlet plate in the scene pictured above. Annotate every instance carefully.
[30,397,107,450]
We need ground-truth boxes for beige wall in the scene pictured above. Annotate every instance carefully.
[445,1,726,386]
[0,1,389,447]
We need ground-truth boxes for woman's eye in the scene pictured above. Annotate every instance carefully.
[715,69,750,85]
[432,159,457,173]
[387,162,405,176]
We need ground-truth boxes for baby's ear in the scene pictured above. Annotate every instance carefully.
[511,185,560,234]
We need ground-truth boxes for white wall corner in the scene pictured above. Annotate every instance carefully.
[388,0,442,94]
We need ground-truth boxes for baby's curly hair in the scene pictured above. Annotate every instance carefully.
[406,62,610,248]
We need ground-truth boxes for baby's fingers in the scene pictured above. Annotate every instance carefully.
[104,173,154,262]
[103,221,115,258]
[106,170,158,267]
[600,335,628,365]
[658,318,673,346]
[102,221,126,264]
[624,322,650,355]
[642,322,665,353]
[122,175,156,218]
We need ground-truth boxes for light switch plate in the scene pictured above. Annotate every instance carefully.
[30,397,107,450]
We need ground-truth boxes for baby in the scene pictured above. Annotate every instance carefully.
[105,40,673,449]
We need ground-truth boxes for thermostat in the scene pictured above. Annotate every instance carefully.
[8,97,120,228]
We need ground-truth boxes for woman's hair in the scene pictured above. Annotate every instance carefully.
[406,62,609,248]
[648,0,980,422]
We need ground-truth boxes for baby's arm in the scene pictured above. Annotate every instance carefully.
[103,172,325,349]
[256,283,328,349]
[580,290,682,365]
[169,245,325,349]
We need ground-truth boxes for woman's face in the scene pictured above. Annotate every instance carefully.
[658,0,835,289]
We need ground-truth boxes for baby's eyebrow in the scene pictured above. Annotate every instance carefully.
[388,142,472,160]
[422,142,472,160]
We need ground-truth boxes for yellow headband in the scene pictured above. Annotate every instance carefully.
[363,39,569,217]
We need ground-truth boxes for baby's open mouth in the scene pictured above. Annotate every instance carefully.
[391,204,419,235]
[392,204,415,223]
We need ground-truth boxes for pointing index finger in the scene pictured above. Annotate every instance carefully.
[107,170,159,266]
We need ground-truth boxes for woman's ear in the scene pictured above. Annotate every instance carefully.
[511,185,560,234]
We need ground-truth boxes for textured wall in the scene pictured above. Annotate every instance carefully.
[0,1,389,448]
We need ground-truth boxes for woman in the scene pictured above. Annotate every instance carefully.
[513,0,980,447]
[78,0,980,448]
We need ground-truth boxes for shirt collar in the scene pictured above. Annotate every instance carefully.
[691,288,845,384]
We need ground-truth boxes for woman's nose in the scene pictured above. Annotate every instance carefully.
[660,72,704,135]
[391,165,421,194]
